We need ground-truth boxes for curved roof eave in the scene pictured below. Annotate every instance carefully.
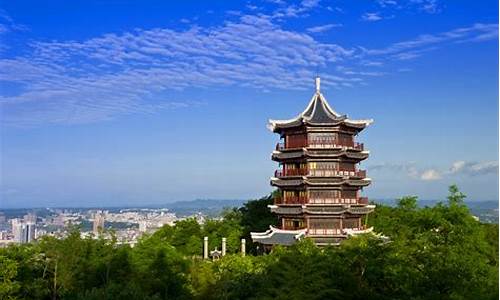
[268,92,373,132]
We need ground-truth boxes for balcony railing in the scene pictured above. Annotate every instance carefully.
[309,226,369,236]
[276,137,364,151]
[308,137,364,151]
[275,169,309,177]
[309,169,366,178]
[358,197,369,205]
[275,168,366,178]
[275,195,370,205]
[308,198,369,205]
[274,195,307,205]
[308,228,343,235]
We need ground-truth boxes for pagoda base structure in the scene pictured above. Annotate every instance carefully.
[252,77,376,247]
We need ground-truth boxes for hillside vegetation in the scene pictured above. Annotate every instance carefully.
[0,186,498,300]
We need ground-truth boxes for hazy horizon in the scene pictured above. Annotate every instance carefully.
[1,197,498,210]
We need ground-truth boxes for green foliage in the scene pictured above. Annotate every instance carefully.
[239,193,279,253]
[203,209,243,254]
[0,186,497,300]
[0,255,20,300]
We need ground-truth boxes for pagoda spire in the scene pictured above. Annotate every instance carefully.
[315,76,320,93]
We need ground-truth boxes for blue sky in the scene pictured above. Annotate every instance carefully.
[0,0,498,208]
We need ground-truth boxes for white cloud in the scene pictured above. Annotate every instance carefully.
[271,0,321,19]
[449,161,499,176]
[0,14,358,126]
[377,0,398,7]
[361,61,384,67]
[370,160,498,181]
[362,12,383,22]
[375,0,441,14]
[0,7,496,127]
[306,23,342,33]
[364,23,498,57]
[301,0,320,9]
[415,0,440,14]
[420,169,442,181]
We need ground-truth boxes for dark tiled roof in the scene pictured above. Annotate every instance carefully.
[251,227,306,246]
[268,86,373,132]
[304,94,345,124]
[253,231,299,245]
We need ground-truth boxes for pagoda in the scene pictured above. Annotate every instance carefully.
[251,77,375,246]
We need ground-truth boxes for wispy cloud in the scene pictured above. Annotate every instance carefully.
[370,160,498,181]
[448,161,499,176]
[420,169,442,181]
[0,9,28,34]
[362,12,383,22]
[376,0,441,14]
[0,5,496,127]
[0,14,358,126]
[413,0,440,14]
[306,23,342,33]
[271,0,321,19]
[363,23,498,60]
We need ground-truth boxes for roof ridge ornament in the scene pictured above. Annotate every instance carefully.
[267,77,374,132]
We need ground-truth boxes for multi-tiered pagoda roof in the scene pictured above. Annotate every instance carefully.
[251,77,376,247]
[268,81,373,132]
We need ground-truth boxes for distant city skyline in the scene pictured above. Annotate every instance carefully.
[1,0,498,208]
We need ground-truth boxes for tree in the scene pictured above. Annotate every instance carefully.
[0,255,20,300]
[0,186,497,300]
[239,193,279,253]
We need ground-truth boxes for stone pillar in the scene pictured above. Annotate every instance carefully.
[241,238,246,257]
[221,237,227,256]
[203,236,208,259]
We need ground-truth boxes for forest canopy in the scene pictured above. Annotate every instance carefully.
[0,185,498,300]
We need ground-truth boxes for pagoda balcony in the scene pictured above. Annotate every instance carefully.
[275,168,366,178]
[308,225,370,236]
[276,138,364,151]
[308,228,343,236]
[274,195,308,205]
[274,168,309,177]
[308,197,369,205]
[275,195,370,205]
[308,138,364,151]
[309,169,366,178]
[358,197,369,205]
[282,224,307,230]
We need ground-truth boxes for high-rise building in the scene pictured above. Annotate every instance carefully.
[24,213,37,223]
[24,222,35,243]
[11,219,23,243]
[252,77,375,247]
[93,211,105,235]
[11,219,36,243]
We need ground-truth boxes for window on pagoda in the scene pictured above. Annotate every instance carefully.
[283,163,308,176]
[343,218,361,229]
[308,133,336,145]
[309,219,342,235]
[308,190,357,204]
[283,218,305,230]
[285,133,307,148]
[309,162,339,176]
[308,132,354,147]
[283,191,297,203]
[338,133,354,147]
[339,162,355,171]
